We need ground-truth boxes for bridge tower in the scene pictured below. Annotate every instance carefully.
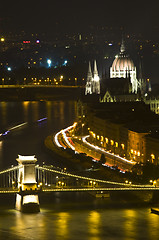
[15,155,40,212]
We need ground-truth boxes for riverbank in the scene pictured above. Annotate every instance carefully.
[0,85,83,101]
[44,135,85,171]
[44,133,141,183]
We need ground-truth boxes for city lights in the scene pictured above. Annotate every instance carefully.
[47,59,52,67]
[63,60,68,66]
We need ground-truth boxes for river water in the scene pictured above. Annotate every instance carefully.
[0,101,159,240]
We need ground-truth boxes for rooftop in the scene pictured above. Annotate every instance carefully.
[86,101,159,133]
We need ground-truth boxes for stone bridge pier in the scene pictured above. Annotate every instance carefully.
[15,155,40,212]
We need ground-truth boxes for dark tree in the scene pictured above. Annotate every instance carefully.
[100,153,106,164]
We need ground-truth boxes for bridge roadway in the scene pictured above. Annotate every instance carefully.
[0,186,158,194]
[42,186,159,192]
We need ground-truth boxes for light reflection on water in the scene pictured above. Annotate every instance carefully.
[22,101,29,122]
[88,211,101,240]
[0,141,3,169]
[123,209,137,240]
[0,208,158,240]
[0,102,7,127]
[0,100,75,131]
[55,212,70,239]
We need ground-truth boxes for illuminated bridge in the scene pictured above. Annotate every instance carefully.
[0,161,158,194]
[0,154,158,212]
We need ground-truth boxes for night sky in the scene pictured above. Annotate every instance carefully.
[1,0,159,36]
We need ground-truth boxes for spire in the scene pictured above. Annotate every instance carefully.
[87,61,92,80]
[88,61,91,73]
[93,60,98,76]
[93,60,100,94]
[93,60,100,82]
[85,61,93,95]
[120,36,126,54]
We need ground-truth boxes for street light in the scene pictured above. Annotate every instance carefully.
[0,38,5,42]
[61,182,65,187]
[153,180,157,187]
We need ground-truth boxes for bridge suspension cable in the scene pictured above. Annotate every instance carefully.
[0,166,19,175]
[36,166,153,189]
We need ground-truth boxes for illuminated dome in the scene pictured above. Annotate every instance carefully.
[111,54,135,71]
[110,39,139,93]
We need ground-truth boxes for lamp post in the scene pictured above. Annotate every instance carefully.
[24,78,26,85]
[2,78,4,86]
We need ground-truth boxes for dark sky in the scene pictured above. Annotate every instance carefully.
[1,0,159,36]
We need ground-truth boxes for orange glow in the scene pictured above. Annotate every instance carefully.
[121,143,125,149]
[111,140,114,145]
[151,154,155,159]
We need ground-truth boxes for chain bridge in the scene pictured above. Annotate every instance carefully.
[0,155,158,212]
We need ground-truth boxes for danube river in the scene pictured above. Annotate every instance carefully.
[0,101,159,240]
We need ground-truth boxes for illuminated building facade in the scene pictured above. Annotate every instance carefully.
[128,130,148,163]
[77,100,159,165]
[85,60,100,95]
[144,97,159,115]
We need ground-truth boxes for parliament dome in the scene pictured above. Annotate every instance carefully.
[110,38,138,93]
[111,54,135,71]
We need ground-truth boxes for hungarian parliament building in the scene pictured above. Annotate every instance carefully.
[85,39,159,115]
